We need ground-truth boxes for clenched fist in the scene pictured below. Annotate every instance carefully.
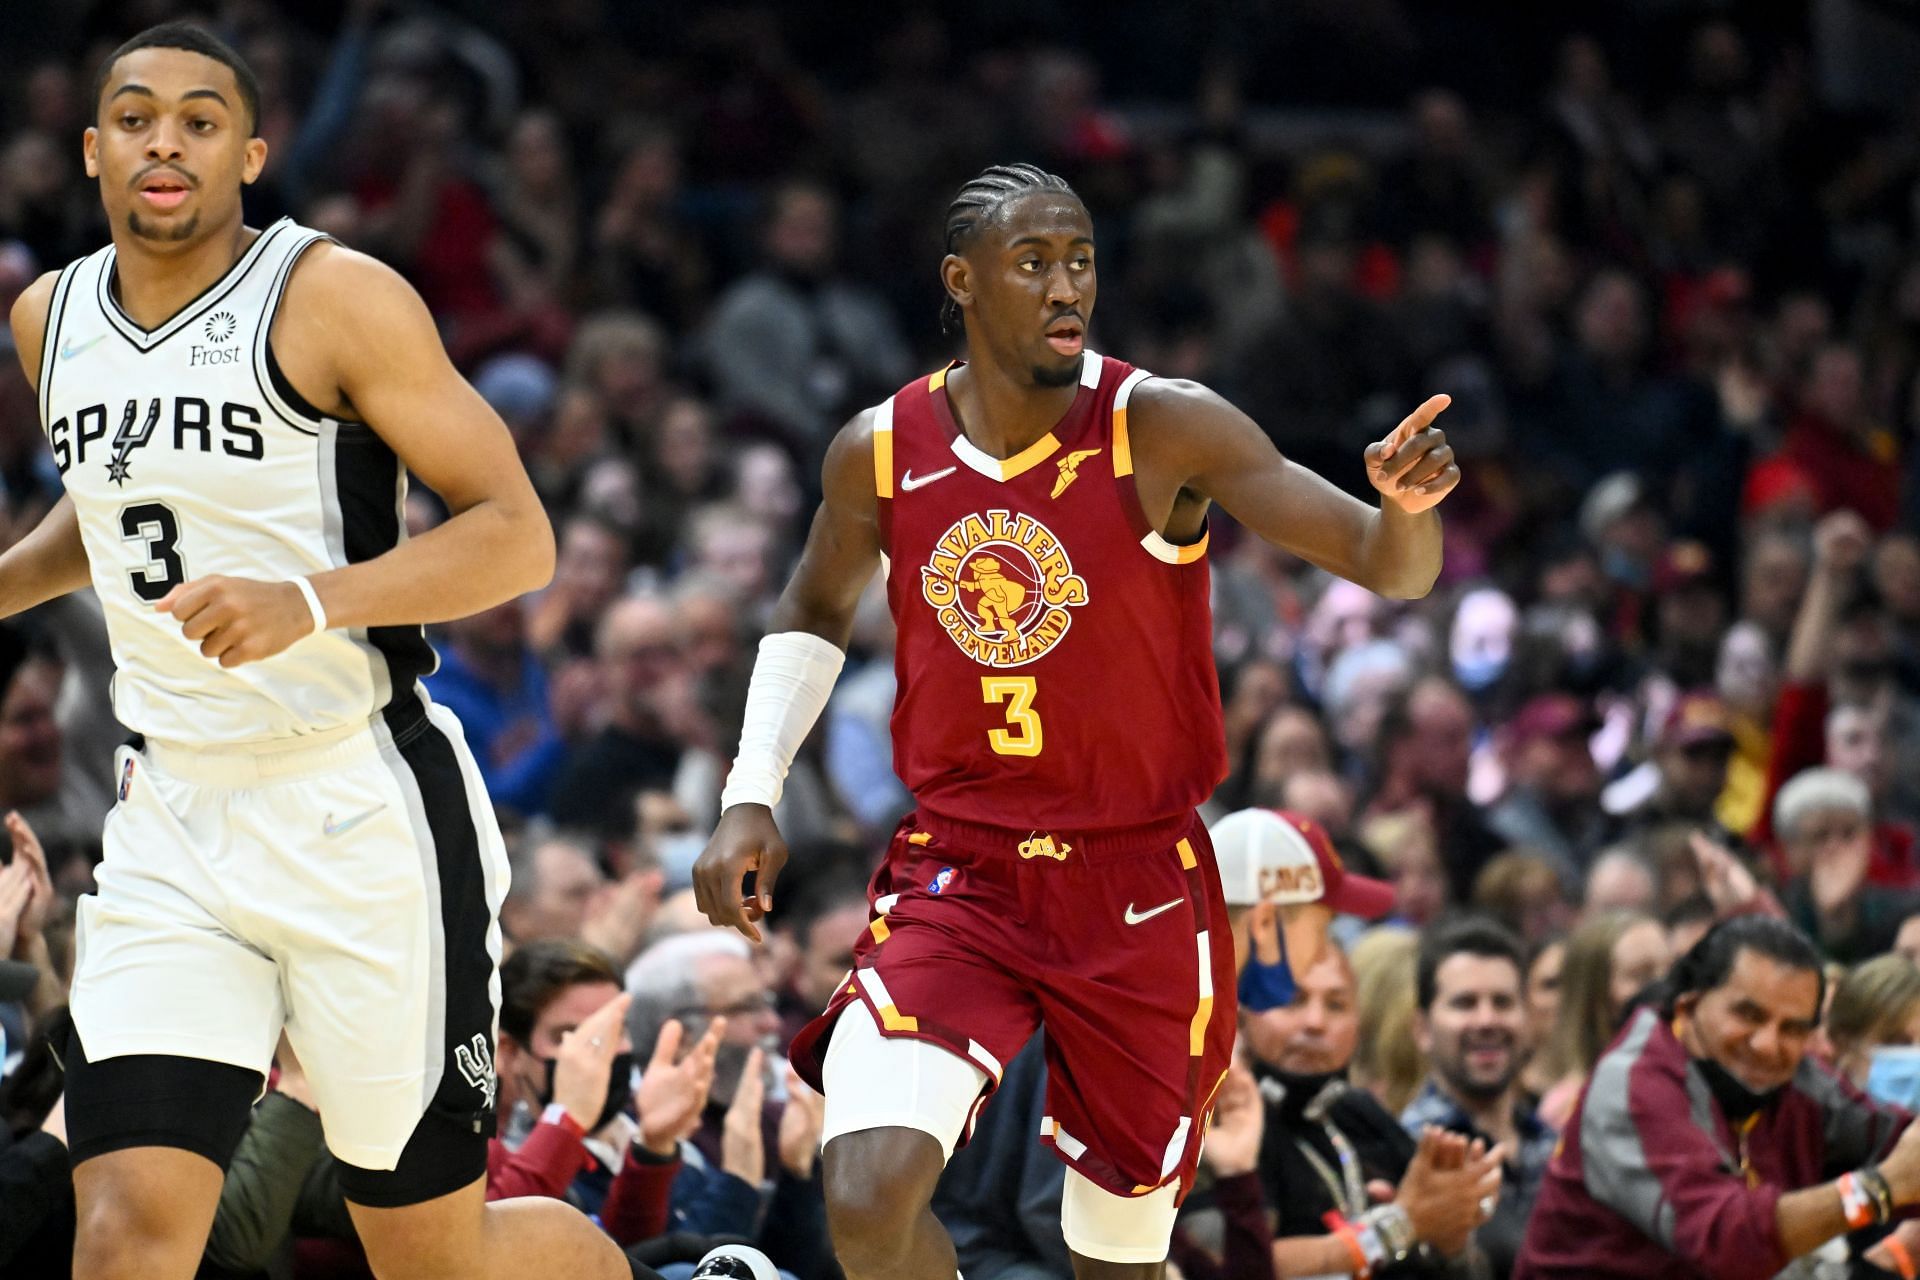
[157,575,322,668]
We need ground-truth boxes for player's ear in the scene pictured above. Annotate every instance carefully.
[240,136,268,186]
[82,127,100,179]
[941,253,971,313]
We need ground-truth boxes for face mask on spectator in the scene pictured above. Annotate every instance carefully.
[1263,1067,1348,1124]
[1866,1046,1920,1110]
[1693,1053,1784,1121]
[654,831,707,892]
[1238,947,1296,1012]
[1453,650,1507,692]
[539,1051,635,1132]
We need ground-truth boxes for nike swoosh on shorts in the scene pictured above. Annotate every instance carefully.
[322,805,385,837]
[1123,898,1184,925]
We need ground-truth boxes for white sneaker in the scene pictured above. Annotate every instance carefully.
[690,1244,778,1280]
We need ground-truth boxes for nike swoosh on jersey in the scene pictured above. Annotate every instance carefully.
[322,805,386,837]
[1123,898,1185,925]
[900,465,958,491]
[59,333,107,361]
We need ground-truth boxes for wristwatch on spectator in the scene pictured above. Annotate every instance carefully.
[1359,1203,1415,1264]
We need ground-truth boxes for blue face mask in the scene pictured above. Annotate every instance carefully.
[654,831,707,893]
[1453,652,1507,693]
[1239,957,1296,1011]
[1866,1046,1920,1109]
[1238,922,1297,1012]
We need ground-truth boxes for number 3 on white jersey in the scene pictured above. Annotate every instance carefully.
[982,676,1043,757]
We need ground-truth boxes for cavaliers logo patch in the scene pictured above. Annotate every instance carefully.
[921,509,1087,667]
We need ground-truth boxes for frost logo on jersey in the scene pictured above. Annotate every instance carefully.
[920,508,1087,667]
[104,397,163,486]
[204,310,236,343]
[453,1034,497,1110]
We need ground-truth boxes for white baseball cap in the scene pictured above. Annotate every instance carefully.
[1206,808,1397,917]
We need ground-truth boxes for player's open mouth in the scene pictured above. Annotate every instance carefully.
[137,175,192,209]
[1045,319,1083,356]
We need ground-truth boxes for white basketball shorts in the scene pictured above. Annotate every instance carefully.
[68,697,508,1187]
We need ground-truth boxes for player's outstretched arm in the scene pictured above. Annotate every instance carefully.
[0,272,91,619]
[153,245,557,666]
[1132,379,1456,600]
[692,412,882,941]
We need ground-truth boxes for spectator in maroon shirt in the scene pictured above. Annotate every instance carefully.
[493,940,724,1246]
[1515,916,1920,1279]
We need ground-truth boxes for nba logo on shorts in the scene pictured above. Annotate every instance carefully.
[928,866,955,894]
[117,756,135,802]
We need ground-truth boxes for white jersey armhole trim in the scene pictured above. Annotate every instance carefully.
[250,228,341,438]
[36,261,81,429]
[1112,369,1209,566]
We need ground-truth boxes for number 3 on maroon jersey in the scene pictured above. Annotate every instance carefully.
[982,676,1043,757]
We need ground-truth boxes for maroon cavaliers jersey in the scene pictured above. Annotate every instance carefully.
[874,350,1227,829]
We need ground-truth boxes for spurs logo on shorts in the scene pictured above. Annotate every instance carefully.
[453,1034,497,1111]
[920,509,1088,668]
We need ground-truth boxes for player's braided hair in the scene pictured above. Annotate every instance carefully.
[940,163,1078,335]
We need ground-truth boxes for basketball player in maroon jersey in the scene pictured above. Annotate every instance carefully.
[693,163,1497,1279]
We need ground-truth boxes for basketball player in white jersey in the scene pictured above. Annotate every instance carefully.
[0,24,729,1280]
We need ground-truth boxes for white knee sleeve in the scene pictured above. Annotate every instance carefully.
[1059,1170,1180,1264]
[819,999,989,1163]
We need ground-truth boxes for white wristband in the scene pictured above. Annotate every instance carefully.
[289,576,328,635]
[719,631,846,812]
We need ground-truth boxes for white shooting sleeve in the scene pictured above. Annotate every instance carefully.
[718,630,848,812]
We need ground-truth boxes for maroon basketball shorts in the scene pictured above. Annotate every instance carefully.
[790,808,1238,1201]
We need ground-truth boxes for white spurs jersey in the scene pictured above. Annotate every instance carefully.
[39,218,435,746]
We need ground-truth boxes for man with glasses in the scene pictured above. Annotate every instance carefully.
[627,933,833,1275]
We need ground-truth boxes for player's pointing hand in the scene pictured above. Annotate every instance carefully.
[156,575,321,668]
[692,803,788,944]
[1365,394,1460,516]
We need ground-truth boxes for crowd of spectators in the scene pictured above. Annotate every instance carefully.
[14,0,1920,1276]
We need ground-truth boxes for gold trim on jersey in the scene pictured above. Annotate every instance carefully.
[1111,368,1151,477]
[1142,529,1210,564]
[873,397,895,499]
[952,429,1063,482]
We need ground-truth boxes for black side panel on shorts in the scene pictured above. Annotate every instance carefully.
[335,710,494,1208]
[330,415,439,695]
[62,1026,262,1171]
